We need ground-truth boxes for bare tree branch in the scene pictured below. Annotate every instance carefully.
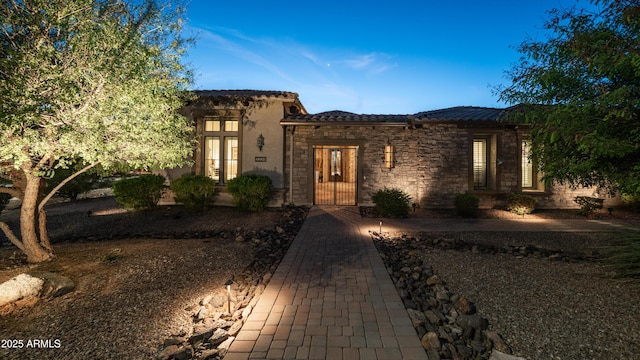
[38,161,100,212]
[0,221,25,253]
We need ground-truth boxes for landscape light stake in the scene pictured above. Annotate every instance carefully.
[379,220,382,234]
[225,279,233,313]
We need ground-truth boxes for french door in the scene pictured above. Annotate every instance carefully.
[313,146,358,205]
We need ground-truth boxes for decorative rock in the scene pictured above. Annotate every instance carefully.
[163,337,183,347]
[227,320,243,336]
[196,306,209,320]
[188,328,213,346]
[173,346,193,360]
[426,275,441,285]
[28,271,75,298]
[241,304,252,320]
[457,314,489,331]
[424,310,443,325]
[0,273,44,307]
[208,328,229,347]
[199,348,219,360]
[485,330,511,353]
[456,295,475,314]
[421,331,441,350]
[407,308,427,327]
[156,345,179,360]
[201,295,212,306]
[217,336,235,356]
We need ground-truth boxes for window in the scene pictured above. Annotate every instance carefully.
[203,117,239,183]
[473,139,488,189]
[471,134,497,191]
[521,139,544,191]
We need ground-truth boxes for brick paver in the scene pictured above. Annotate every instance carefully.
[225,206,428,360]
[225,206,637,360]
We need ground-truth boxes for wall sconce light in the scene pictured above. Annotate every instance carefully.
[384,141,395,169]
[257,134,265,151]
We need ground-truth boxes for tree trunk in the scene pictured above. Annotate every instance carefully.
[20,173,54,263]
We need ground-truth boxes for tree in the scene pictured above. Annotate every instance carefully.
[0,0,195,262]
[498,0,640,196]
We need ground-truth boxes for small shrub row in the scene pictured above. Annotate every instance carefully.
[371,187,412,218]
[454,193,479,217]
[113,174,165,210]
[226,173,273,212]
[507,193,536,216]
[170,174,217,211]
[574,196,604,216]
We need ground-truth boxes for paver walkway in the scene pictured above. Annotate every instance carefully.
[225,206,639,360]
[225,206,428,360]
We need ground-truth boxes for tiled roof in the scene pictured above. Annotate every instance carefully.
[413,106,510,122]
[282,111,410,125]
[193,89,299,99]
[281,106,515,126]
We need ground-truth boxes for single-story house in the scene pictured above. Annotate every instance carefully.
[166,90,619,209]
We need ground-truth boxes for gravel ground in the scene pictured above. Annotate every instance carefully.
[1,199,639,359]
[416,232,640,360]
[0,198,300,360]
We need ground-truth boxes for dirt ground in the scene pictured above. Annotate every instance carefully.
[0,198,292,359]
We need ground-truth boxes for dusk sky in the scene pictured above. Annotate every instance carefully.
[184,0,594,114]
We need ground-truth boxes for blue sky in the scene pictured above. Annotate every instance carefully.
[184,0,590,114]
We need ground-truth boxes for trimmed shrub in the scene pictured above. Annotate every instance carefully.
[574,196,604,216]
[113,174,165,210]
[454,193,479,218]
[371,187,412,218]
[507,193,536,216]
[226,173,272,211]
[170,174,217,211]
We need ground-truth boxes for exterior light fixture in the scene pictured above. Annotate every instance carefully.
[257,134,265,151]
[384,140,395,169]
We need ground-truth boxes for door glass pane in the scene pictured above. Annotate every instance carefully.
[522,140,533,188]
[205,137,220,181]
[473,139,487,189]
[225,137,238,181]
[331,149,342,176]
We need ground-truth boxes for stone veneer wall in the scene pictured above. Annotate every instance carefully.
[285,123,619,209]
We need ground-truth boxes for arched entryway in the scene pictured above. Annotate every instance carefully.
[313,145,358,205]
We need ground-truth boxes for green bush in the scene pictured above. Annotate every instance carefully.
[621,191,640,211]
[507,193,536,216]
[0,192,12,211]
[371,187,412,218]
[454,193,479,218]
[574,196,604,216]
[113,174,165,210]
[226,173,272,211]
[170,174,217,211]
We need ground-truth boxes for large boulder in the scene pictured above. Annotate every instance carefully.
[0,273,44,307]
[0,271,75,308]
[28,271,75,298]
